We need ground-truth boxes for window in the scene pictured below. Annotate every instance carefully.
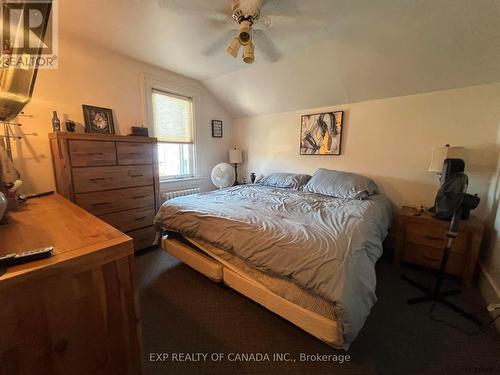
[152,89,195,180]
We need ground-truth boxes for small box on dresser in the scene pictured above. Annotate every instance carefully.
[394,206,484,287]
[49,132,160,251]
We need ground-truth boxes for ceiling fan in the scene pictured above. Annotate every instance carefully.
[225,0,266,63]
[159,0,322,64]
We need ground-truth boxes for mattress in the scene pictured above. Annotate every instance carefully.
[155,184,392,348]
[184,235,337,321]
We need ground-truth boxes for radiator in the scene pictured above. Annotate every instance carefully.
[161,188,200,203]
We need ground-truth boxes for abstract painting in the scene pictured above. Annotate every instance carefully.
[300,111,343,155]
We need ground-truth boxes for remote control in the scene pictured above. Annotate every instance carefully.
[0,247,54,268]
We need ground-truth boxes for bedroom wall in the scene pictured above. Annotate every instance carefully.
[234,83,500,221]
[482,125,500,298]
[11,35,233,195]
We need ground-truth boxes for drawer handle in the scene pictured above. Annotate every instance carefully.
[134,216,147,221]
[422,255,442,262]
[89,178,106,183]
[88,152,103,156]
[129,152,142,156]
[132,195,147,199]
[129,173,144,178]
[425,235,443,241]
[92,202,109,206]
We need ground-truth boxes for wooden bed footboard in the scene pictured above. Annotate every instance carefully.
[164,236,223,282]
[161,236,343,348]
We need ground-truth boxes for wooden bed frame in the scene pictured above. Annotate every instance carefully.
[161,235,343,348]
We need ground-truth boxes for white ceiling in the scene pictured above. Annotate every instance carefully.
[61,0,500,118]
[60,0,336,80]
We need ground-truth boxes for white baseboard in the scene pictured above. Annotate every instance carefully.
[479,261,500,300]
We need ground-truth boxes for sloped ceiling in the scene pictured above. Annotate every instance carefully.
[61,0,500,118]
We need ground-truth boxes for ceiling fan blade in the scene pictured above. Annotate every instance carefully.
[253,30,281,62]
[158,0,231,14]
[260,14,326,30]
[202,30,235,57]
[262,0,331,16]
[261,0,331,23]
[262,0,299,12]
[207,13,234,28]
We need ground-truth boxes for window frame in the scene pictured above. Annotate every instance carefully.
[156,142,195,180]
[142,74,199,183]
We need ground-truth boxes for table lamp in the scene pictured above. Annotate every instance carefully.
[428,144,464,174]
[229,148,243,185]
[428,144,465,185]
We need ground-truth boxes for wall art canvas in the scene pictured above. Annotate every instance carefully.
[300,111,343,155]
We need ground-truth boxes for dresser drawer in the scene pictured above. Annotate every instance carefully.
[128,226,157,251]
[73,165,154,193]
[405,223,468,254]
[99,206,155,233]
[75,186,155,215]
[117,142,153,165]
[402,242,465,276]
[69,140,116,167]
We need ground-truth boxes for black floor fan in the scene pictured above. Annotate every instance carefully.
[402,162,481,325]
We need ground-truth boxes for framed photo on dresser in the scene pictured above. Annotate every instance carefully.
[82,105,115,134]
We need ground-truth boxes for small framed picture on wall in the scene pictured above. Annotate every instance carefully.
[212,120,223,138]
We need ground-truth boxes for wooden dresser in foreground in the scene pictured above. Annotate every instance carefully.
[0,194,141,374]
[394,206,484,286]
[49,132,160,251]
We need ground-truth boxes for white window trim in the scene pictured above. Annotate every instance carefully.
[157,143,195,181]
[141,73,201,183]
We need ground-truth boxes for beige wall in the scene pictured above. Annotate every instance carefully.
[12,35,233,194]
[234,84,500,221]
[483,125,500,296]
[235,83,500,295]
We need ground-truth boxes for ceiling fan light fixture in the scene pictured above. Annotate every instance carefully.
[226,37,241,58]
[238,20,252,45]
[243,41,254,64]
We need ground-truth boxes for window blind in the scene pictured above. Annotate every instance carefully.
[152,89,193,143]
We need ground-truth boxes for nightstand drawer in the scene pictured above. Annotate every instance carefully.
[406,223,468,254]
[402,242,465,276]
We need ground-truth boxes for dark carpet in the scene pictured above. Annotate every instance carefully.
[136,248,500,375]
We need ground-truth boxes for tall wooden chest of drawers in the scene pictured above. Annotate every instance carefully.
[49,132,160,251]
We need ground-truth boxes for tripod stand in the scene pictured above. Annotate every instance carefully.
[402,206,482,325]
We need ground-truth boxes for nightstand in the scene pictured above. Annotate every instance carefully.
[394,206,484,287]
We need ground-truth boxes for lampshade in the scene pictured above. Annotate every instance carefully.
[428,145,464,172]
[229,148,243,164]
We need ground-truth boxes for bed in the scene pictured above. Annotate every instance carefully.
[154,171,392,349]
